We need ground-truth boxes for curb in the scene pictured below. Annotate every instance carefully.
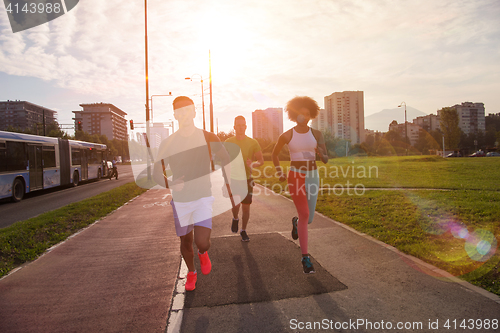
[165,258,188,333]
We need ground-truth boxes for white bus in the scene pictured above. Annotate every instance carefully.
[0,130,109,202]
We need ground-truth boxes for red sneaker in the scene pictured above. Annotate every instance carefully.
[198,251,212,275]
[185,271,197,291]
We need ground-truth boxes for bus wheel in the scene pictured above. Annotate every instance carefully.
[72,171,79,187]
[12,178,25,202]
[97,168,102,180]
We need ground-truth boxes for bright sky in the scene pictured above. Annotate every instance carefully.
[1,0,499,137]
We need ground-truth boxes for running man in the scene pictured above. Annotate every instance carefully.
[153,96,229,291]
[225,116,264,241]
[271,96,328,274]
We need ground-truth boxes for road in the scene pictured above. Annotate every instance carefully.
[0,164,135,229]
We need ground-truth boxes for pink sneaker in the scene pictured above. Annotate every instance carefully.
[185,271,197,291]
[198,251,212,275]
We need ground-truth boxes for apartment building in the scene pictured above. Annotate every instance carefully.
[310,109,327,132]
[389,121,421,146]
[252,108,283,142]
[73,103,128,141]
[413,114,440,132]
[323,91,365,144]
[0,100,57,132]
[451,102,485,135]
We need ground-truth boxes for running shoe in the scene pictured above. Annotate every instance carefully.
[185,271,197,291]
[301,256,315,274]
[291,216,299,240]
[231,218,239,233]
[240,230,250,242]
[198,251,212,275]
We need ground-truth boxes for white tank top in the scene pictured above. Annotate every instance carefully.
[288,128,317,161]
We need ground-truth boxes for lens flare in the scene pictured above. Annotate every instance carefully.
[464,229,497,262]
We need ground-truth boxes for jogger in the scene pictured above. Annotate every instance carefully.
[272,96,328,274]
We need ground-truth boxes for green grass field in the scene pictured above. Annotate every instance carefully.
[253,156,500,295]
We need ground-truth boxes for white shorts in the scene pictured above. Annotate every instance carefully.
[171,196,214,237]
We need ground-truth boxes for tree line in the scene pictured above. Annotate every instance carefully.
[361,110,500,156]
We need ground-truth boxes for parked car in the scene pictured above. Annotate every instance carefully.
[446,152,462,157]
[469,151,485,157]
[486,151,500,157]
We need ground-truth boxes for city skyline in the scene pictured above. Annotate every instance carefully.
[1,0,499,137]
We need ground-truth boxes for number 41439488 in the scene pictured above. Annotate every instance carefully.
[5,2,62,14]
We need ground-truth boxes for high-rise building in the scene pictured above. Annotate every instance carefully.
[323,91,365,144]
[0,100,57,133]
[150,123,169,148]
[310,109,327,132]
[413,114,440,132]
[73,103,128,141]
[389,121,421,146]
[252,108,283,142]
[449,102,485,135]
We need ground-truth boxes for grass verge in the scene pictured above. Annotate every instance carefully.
[314,190,499,296]
[0,182,147,278]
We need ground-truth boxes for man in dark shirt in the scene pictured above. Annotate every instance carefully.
[153,96,229,291]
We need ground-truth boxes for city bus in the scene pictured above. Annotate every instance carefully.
[0,130,109,202]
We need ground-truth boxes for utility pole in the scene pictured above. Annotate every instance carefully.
[209,50,214,133]
[144,0,151,180]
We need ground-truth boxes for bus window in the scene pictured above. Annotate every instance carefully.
[42,146,56,168]
[89,148,98,164]
[72,149,81,166]
[0,141,26,172]
[0,142,6,171]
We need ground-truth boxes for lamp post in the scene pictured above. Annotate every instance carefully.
[209,50,214,133]
[185,75,205,130]
[398,101,407,156]
[150,93,173,130]
[144,0,151,180]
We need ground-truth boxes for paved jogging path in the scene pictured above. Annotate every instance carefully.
[1,186,499,333]
[0,189,180,333]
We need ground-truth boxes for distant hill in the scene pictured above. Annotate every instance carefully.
[365,106,428,132]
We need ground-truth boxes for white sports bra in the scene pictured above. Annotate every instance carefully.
[288,128,317,161]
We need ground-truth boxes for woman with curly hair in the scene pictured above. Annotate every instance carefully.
[271,96,329,274]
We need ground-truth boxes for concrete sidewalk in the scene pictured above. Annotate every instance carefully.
[1,186,499,333]
[0,189,181,333]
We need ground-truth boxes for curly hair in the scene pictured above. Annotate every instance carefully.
[285,96,320,122]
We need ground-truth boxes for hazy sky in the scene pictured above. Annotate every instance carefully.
[1,0,499,136]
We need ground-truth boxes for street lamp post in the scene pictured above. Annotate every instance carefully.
[144,0,151,180]
[185,75,205,130]
[398,102,408,156]
[209,50,214,133]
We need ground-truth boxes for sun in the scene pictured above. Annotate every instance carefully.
[194,9,255,85]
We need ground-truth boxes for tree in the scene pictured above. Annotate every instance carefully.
[485,113,500,132]
[439,107,461,150]
[5,125,34,134]
[384,130,403,144]
[216,130,235,142]
[415,129,440,154]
